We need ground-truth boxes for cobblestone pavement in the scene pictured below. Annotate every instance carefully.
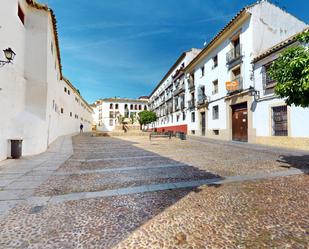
[0,134,308,248]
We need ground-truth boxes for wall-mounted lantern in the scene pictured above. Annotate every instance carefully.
[249,86,260,101]
[0,48,16,67]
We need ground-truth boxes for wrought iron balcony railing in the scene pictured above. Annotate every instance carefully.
[227,75,243,94]
[197,94,209,105]
[188,99,195,109]
[226,44,242,68]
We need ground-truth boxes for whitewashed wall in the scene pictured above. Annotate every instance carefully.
[94,100,148,132]
[0,0,93,161]
[253,55,309,138]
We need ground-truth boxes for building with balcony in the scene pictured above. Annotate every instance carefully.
[148,48,201,133]
[0,0,93,161]
[252,28,309,149]
[183,0,307,142]
[92,97,148,132]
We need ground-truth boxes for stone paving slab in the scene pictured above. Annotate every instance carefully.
[0,190,33,201]
[27,168,308,205]
[0,135,74,217]
[53,163,189,176]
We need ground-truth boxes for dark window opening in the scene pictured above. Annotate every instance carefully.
[213,129,219,135]
[18,4,25,25]
[191,112,195,122]
[213,55,218,68]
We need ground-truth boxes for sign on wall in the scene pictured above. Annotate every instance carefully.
[226,81,239,91]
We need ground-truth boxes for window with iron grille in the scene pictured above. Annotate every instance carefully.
[272,106,288,136]
[212,105,219,120]
[264,62,277,92]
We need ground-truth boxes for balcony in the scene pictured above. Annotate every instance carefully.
[226,45,242,70]
[166,93,173,101]
[188,75,195,92]
[188,99,195,109]
[180,101,185,110]
[197,94,209,106]
[226,75,243,94]
[174,84,185,96]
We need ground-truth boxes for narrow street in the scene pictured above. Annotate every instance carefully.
[0,134,308,248]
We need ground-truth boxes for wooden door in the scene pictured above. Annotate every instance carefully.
[232,103,248,142]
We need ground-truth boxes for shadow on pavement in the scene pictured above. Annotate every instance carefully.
[277,154,309,173]
[17,134,224,248]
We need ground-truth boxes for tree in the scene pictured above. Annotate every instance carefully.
[269,30,309,107]
[138,110,157,130]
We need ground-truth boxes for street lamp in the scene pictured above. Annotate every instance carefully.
[0,48,16,67]
[249,86,260,101]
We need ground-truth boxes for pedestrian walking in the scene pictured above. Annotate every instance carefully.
[80,123,84,134]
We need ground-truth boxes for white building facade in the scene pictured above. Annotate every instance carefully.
[148,49,201,133]
[93,98,148,132]
[252,28,309,148]
[149,0,308,147]
[0,0,93,161]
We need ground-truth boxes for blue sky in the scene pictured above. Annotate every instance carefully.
[43,0,309,103]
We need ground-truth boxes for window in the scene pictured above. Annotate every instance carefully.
[135,104,138,110]
[272,106,288,136]
[191,112,195,122]
[212,80,218,95]
[109,119,114,126]
[61,108,64,114]
[139,105,142,110]
[264,62,276,93]
[201,65,205,77]
[70,112,72,117]
[18,4,25,25]
[64,87,67,93]
[183,112,186,121]
[232,67,241,79]
[213,105,219,120]
[68,90,70,95]
[115,104,119,109]
[110,103,113,109]
[213,129,219,135]
[144,105,147,110]
[130,104,133,110]
[213,55,218,68]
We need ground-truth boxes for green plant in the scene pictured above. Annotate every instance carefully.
[138,110,157,129]
[269,30,309,107]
